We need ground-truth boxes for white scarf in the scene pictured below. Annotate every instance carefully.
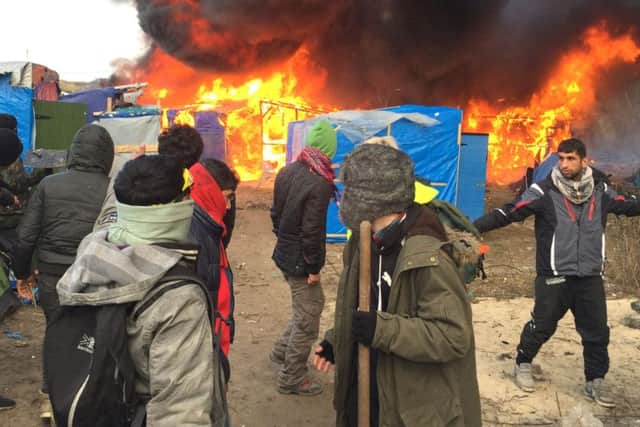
[551,166,594,204]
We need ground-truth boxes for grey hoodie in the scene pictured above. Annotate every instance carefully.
[58,230,215,427]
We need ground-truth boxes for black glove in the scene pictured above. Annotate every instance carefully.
[352,310,377,347]
[314,339,335,364]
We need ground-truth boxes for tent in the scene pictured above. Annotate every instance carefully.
[59,87,116,122]
[0,74,34,155]
[532,152,558,183]
[286,105,488,242]
[166,109,227,162]
[96,107,162,150]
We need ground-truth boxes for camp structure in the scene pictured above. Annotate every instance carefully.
[286,105,489,242]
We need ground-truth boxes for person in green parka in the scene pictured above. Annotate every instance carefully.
[313,143,482,427]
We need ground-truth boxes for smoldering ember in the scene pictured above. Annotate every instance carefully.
[1,1,640,426]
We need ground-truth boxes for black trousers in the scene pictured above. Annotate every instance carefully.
[516,275,609,381]
[38,273,62,393]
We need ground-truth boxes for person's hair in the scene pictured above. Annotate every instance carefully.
[0,114,17,131]
[157,124,204,169]
[557,138,586,158]
[201,158,240,191]
[114,155,184,206]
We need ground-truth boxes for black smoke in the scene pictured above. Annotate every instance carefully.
[129,0,640,107]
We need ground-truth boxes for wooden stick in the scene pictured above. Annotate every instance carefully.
[358,220,372,427]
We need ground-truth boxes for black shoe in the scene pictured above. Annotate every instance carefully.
[0,395,16,411]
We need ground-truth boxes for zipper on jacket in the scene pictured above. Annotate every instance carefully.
[376,255,382,312]
[68,372,91,427]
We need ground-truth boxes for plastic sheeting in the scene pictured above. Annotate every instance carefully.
[59,88,116,122]
[166,110,227,162]
[287,104,462,242]
[96,115,161,147]
[0,74,34,155]
[533,152,558,183]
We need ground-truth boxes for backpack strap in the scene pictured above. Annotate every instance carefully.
[131,263,216,325]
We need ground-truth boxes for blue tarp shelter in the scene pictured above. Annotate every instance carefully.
[59,88,116,122]
[286,105,488,242]
[532,152,558,183]
[167,110,227,162]
[0,74,34,156]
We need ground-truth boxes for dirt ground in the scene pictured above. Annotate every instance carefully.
[1,183,639,427]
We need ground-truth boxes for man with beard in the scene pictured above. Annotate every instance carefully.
[473,138,640,408]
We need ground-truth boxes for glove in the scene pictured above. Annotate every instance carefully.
[314,339,335,364]
[352,310,377,347]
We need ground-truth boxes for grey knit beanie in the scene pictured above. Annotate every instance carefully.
[339,144,415,230]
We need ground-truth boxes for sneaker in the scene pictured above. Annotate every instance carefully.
[0,395,15,411]
[514,363,535,392]
[278,378,323,396]
[39,391,53,419]
[585,378,616,408]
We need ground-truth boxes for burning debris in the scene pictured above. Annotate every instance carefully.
[115,0,640,183]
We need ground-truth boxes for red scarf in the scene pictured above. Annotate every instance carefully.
[298,146,339,199]
[189,162,227,236]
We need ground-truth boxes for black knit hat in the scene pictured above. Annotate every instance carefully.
[0,114,17,131]
[0,129,23,167]
[339,144,415,230]
[114,155,185,206]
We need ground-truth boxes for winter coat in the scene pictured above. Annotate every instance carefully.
[13,126,114,278]
[327,206,482,427]
[473,176,640,277]
[57,230,215,427]
[190,204,234,366]
[271,161,334,276]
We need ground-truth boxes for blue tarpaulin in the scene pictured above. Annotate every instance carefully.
[287,105,463,242]
[0,74,34,156]
[166,110,226,162]
[533,152,558,183]
[59,87,116,122]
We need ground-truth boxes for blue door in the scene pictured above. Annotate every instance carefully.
[456,133,488,221]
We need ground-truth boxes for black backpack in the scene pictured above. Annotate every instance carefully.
[44,263,229,427]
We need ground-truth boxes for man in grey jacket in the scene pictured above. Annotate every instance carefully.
[57,155,217,426]
[474,138,640,408]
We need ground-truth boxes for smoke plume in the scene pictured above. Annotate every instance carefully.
[128,0,640,107]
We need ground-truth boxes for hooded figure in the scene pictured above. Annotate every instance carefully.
[12,124,114,417]
[188,161,235,382]
[55,155,219,426]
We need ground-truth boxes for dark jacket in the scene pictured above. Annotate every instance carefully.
[474,175,640,277]
[327,205,482,427]
[13,125,114,278]
[271,161,334,276]
[189,204,234,381]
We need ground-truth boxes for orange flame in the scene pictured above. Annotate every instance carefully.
[141,47,329,180]
[465,23,640,185]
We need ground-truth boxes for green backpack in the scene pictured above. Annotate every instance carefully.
[427,199,486,284]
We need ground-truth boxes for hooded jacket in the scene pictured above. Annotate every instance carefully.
[13,125,114,278]
[57,224,215,426]
[188,162,235,362]
[327,205,482,427]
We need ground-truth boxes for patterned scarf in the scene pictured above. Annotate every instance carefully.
[298,146,339,200]
[551,165,594,205]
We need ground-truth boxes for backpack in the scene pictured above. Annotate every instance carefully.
[427,199,487,284]
[44,262,229,427]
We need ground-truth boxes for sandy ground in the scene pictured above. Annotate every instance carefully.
[1,184,639,426]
